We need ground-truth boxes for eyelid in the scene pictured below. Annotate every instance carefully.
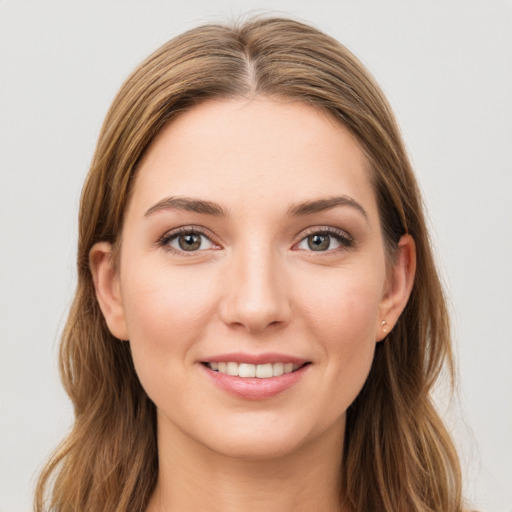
[293,226,354,252]
[157,225,222,255]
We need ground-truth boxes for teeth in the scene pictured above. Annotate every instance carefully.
[256,363,273,378]
[273,362,284,376]
[238,363,256,378]
[207,361,301,378]
[226,362,238,376]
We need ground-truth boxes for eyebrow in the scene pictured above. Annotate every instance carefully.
[144,196,227,217]
[286,196,368,221]
[144,194,368,221]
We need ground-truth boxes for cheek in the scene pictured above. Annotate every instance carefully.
[119,264,216,377]
[302,266,384,347]
[298,267,384,401]
[122,262,211,329]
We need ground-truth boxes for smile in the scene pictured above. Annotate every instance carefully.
[205,362,302,378]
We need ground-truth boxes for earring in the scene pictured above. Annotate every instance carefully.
[381,320,388,333]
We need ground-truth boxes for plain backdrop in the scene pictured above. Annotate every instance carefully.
[1,1,511,511]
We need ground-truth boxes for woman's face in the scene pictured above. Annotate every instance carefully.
[92,97,414,460]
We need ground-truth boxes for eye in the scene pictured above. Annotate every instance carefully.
[159,227,217,253]
[296,228,352,252]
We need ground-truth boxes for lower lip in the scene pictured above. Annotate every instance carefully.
[200,363,310,400]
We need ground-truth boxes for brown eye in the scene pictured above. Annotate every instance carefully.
[296,228,352,253]
[308,234,330,251]
[162,230,216,253]
[178,233,202,251]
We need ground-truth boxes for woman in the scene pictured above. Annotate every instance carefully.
[35,17,464,512]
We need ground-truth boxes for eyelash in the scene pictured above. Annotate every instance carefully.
[157,225,353,255]
[296,226,354,253]
[157,226,219,256]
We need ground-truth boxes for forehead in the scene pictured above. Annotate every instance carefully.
[130,97,378,221]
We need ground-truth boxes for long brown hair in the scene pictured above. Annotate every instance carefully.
[35,17,462,511]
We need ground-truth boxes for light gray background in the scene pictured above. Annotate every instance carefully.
[1,1,511,511]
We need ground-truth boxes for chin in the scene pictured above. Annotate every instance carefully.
[195,411,344,462]
[207,430,309,461]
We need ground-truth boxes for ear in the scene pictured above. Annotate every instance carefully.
[376,234,416,341]
[89,241,129,341]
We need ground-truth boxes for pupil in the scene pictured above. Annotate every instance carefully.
[179,233,201,251]
[308,234,330,251]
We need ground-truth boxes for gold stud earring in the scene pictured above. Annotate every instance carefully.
[381,320,388,333]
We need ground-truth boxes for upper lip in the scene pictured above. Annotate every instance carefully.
[201,352,309,366]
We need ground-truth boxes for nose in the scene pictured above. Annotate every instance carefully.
[219,243,292,335]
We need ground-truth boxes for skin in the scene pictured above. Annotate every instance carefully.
[90,96,416,512]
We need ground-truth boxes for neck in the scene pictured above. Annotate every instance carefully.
[147,414,346,512]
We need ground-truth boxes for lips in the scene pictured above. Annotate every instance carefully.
[200,353,311,400]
